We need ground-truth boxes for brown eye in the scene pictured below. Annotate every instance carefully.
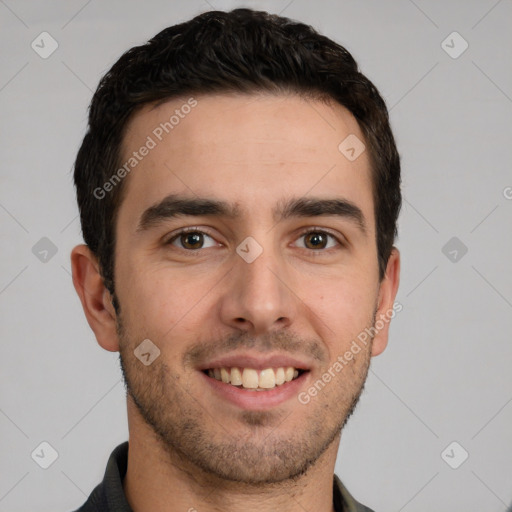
[180,232,204,249]
[168,230,217,250]
[303,232,328,249]
[294,230,341,252]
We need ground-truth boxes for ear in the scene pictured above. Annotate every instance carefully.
[70,244,120,352]
[371,247,401,357]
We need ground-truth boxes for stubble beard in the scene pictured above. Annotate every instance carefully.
[116,311,374,486]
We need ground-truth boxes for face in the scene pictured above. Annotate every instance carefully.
[105,93,396,484]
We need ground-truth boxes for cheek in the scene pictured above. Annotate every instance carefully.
[307,277,376,355]
[117,262,213,341]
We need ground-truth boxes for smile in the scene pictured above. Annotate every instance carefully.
[204,366,306,391]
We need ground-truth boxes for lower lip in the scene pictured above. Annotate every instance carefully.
[199,370,310,410]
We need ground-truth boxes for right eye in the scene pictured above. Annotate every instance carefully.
[166,228,219,251]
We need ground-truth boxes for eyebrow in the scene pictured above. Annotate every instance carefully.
[276,196,367,234]
[137,194,367,234]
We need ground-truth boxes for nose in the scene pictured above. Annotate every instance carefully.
[218,243,297,336]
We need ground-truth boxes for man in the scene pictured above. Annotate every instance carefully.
[70,8,401,512]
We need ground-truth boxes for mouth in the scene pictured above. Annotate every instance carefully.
[202,366,309,391]
[197,353,313,409]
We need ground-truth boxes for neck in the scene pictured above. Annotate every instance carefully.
[123,403,339,512]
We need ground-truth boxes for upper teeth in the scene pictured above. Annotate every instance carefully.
[207,367,300,390]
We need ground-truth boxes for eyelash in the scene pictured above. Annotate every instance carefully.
[165,226,344,253]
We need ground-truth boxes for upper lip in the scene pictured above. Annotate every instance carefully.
[197,353,312,372]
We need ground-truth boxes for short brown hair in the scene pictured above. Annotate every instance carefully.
[74,8,401,294]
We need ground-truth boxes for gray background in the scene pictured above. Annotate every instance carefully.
[1,0,511,511]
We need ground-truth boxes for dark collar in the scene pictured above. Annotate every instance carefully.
[73,442,374,512]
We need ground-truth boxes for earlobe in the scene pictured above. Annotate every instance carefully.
[371,247,401,357]
[70,244,120,352]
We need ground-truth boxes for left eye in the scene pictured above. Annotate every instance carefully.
[295,231,339,250]
[168,230,217,250]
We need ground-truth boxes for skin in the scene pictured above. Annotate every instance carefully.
[71,92,400,512]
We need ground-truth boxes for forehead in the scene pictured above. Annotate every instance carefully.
[117,92,374,228]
